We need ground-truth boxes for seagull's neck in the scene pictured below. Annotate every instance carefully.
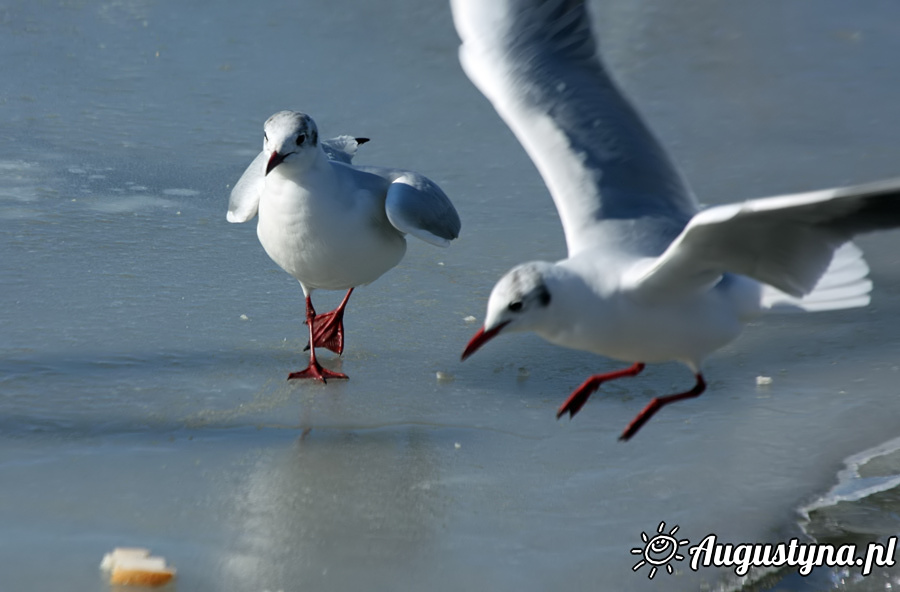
[532,263,595,330]
[269,146,336,191]
[530,259,628,352]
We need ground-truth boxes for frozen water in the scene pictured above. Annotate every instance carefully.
[2,0,900,590]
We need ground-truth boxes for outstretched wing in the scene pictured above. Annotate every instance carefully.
[451,0,698,256]
[226,135,369,223]
[358,166,461,247]
[627,178,900,300]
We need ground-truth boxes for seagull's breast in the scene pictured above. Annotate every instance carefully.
[256,166,406,291]
[608,286,747,368]
[541,256,752,369]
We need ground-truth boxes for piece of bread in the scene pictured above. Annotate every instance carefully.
[101,547,176,587]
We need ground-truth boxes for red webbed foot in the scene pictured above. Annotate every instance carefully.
[288,361,348,383]
[618,374,706,441]
[556,362,646,420]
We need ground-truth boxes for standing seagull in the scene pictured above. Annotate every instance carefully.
[228,111,460,381]
[452,0,900,440]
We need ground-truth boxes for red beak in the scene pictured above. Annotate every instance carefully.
[461,321,510,361]
[266,151,286,175]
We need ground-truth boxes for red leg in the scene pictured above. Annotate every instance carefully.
[556,362,645,419]
[618,374,706,442]
[304,288,353,355]
[288,295,348,382]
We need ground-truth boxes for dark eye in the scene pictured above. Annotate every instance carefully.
[296,134,305,146]
[508,301,523,312]
[264,132,268,142]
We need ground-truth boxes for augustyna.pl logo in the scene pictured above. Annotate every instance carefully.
[630,521,690,579]
[631,521,897,579]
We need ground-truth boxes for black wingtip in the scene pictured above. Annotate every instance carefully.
[355,137,370,145]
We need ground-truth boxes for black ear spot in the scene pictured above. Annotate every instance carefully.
[310,128,318,146]
[508,301,523,312]
[538,286,551,306]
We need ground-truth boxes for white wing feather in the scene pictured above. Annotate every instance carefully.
[628,178,900,300]
[227,150,266,223]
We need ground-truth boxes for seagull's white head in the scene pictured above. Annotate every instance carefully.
[262,110,320,175]
[462,261,555,360]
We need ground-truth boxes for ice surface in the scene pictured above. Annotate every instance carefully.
[2,0,900,591]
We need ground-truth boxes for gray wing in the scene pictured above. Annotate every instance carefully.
[451,0,698,256]
[626,178,900,300]
[226,135,369,223]
[358,166,461,247]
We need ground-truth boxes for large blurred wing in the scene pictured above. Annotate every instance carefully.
[627,178,900,300]
[451,0,698,256]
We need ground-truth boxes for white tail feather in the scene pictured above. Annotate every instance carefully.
[762,242,872,313]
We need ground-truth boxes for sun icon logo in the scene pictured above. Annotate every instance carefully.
[631,521,690,579]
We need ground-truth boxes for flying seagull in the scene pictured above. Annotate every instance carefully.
[452,0,900,440]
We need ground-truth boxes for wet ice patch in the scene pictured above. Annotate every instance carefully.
[0,184,44,204]
[0,206,42,220]
[162,188,199,197]
[88,195,177,213]
[0,160,54,218]
[0,160,39,173]
[0,160,43,202]
[0,160,180,219]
